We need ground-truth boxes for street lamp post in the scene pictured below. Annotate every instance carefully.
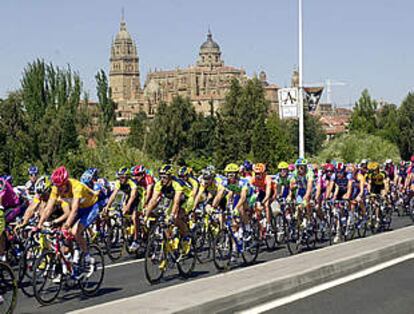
[298,0,305,159]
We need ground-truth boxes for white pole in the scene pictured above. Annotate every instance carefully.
[298,0,305,159]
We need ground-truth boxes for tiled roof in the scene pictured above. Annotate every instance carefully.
[112,126,131,135]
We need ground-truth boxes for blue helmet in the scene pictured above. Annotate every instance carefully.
[242,160,253,172]
[1,175,13,184]
[295,158,308,167]
[80,168,99,186]
[28,165,39,176]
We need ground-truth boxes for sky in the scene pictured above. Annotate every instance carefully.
[1,0,413,107]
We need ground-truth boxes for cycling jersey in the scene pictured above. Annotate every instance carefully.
[115,178,138,197]
[134,174,155,190]
[154,176,192,200]
[274,173,292,199]
[50,178,98,209]
[25,179,36,195]
[199,176,222,196]
[334,174,352,199]
[317,174,334,199]
[219,177,252,196]
[367,171,387,194]
[385,165,396,181]
[0,180,20,209]
[291,170,314,199]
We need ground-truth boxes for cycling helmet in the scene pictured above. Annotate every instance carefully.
[1,175,13,184]
[295,158,308,167]
[51,166,69,187]
[35,176,52,195]
[324,163,335,172]
[131,165,146,176]
[224,163,240,173]
[206,165,216,173]
[178,166,190,177]
[159,164,174,176]
[278,162,289,170]
[288,164,295,171]
[0,178,6,192]
[253,163,266,174]
[241,160,253,172]
[28,165,39,176]
[336,162,345,171]
[80,168,97,186]
[201,169,214,180]
[368,162,380,171]
[411,155,414,163]
[360,159,368,165]
[385,159,392,164]
[116,166,131,177]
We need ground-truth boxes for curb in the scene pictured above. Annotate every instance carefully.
[71,226,414,314]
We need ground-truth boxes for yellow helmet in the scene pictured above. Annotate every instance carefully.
[367,162,379,171]
[224,163,240,173]
[278,161,289,170]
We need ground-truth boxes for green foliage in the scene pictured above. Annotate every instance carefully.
[65,137,161,180]
[128,111,148,150]
[316,132,401,163]
[349,89,378,133]
[147,96,197,161]
[95,69,116,135]
[397,93,414,159]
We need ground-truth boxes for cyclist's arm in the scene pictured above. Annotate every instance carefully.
[235,188,247,211]
[193,187,204,210]
[145,190,161,217]
[37,197,57,228]
[343,180,353,199]
[212,187,225,208]
[304,178,313,201]
[144,184,154,207]
[64,197,80,229]
[263,177,272,205]
[105,187,120,210]
[20,200,39,227]
[124,188,137,212]
[171,191,182,219]
[52,203,71,225]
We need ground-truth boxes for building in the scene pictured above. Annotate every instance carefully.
[109,16,279,120]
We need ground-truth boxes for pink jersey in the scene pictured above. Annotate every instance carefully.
[0,180,20,209]
[136,174,155,189]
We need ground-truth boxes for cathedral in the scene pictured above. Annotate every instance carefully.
[109,16,280,120]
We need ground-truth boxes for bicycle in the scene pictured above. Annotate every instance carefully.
[144,204,196,284]
[212,201,260,271]
[0,261,17,314]
[32,229,105,305]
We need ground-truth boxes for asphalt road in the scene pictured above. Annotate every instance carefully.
[15,215,413,314]
[264,259,414,314]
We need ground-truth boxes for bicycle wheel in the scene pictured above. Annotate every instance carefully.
[0,262,17,314]
[194,227,214,264]
[79,244,105,296]
[274,214,286,245]
[106,219,124,261]
[285,218,302,255]
[144,231,166,284]
[18,242,43,289]
[242,221,260,265]
[177,236,196,278]
[264,217,277,251]
[32,250,63,305]
[212,229,232,271]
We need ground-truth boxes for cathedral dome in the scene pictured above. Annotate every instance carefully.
[200,30,220,51]
[115,19,133,42]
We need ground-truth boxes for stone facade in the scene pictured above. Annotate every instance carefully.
[109,18,279,120]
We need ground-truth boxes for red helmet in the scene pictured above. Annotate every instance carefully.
[288,164,295,171]
[51,166,69,187]
[324,163,335,172]
[132,165,146,176]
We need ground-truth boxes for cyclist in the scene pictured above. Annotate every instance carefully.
[274,162,292,201]
[177,166,199,215]
[144,164,192,251]
[46,166,101,277]
[0,177,26,261]
[104,167,142,252]
[193,167,222,210]
[131,165,155,210]
[250,163,274,231]
[367,162,390,228]
[212,163,254,240]
[25,165,39,195]
[289,158,314,228]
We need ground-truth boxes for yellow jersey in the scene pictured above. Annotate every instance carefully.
[50,178,98,209]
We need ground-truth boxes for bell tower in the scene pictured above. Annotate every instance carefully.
[109,12,140,102]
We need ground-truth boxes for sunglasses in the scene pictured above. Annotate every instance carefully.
[160,175,170,180]
[226,173,237,178]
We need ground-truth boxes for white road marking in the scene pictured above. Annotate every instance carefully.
[103,258,144,270]
[240,252,414,314]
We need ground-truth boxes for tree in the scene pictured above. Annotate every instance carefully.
[147,96,197,161]
[349,89,378,133]
[95,69,116,134]
[376,103,400,144]
[128,111,148,150]
[316,132,401,163]
[397,93,414,159]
